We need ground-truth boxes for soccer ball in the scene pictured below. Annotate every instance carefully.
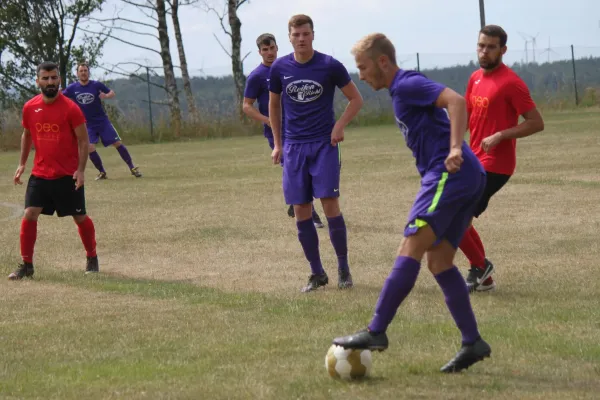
[325,344,372,380]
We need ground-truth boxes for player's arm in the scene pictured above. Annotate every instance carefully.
[98,82,115,100]
[99,90,115,100]
[496,108,544,141]
[268,92,283,148]
[435,88,468,151]
[331,81,363,145]
[14,128,32,185]
[72,122,89,189]
[243,97,270,126]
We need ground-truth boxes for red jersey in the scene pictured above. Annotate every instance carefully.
[21,93,86,179]
[466,63,536,176]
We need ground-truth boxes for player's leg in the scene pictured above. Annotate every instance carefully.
[333,170,484,352]
[284,143,327,292]
[427,239,491,373]
[332,225,435,350]
[9,176,50,280]
[313,142,351,288]
[87,128,107,180]
[461,172,510,291]
[52,177,99,274]
[101,121,142,177]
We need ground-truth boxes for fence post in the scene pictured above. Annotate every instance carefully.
[570,45,579,106]
[416,52,420,72]
[146,67,155,141]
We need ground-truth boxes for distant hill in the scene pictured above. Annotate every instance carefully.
[98,56,600,121]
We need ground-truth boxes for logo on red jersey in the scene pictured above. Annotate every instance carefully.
[470,95,489,118]
[35,122,60,142]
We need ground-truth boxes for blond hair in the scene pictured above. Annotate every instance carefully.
[351,33,397,65]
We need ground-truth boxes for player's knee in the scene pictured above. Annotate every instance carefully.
[73,214,87,224]
[320,197,340,218]
[88,144,96,152]
[23,208,41,221]
[294,203,313,222]
[426,243,456,275]
[112,141,122,148]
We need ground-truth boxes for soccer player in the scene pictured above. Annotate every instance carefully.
[243,33,324,228]
[460,25,544,292]
[268,15,364,292]
[63,62,142,180]
[9,61,99,280]
[332,33,491,373]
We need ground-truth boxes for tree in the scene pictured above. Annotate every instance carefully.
[204,0,250,120]
[0,0,107,105]
[167,0,200,122]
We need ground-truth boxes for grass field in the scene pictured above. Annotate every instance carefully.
[1,109,599,399]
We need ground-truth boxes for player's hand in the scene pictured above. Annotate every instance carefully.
[271,146,282,165]
[445,148,463,173]
[264,119,271,127]
[73,170,85,190]
[99,92,107,100]
[481,132,503,153]
[14,165,25,185]
[331,125,344,146]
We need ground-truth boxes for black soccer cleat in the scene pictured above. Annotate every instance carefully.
[85,256,99,274]
[8,262,34,280]
[301,273,328,292]
[333,328,389,351]
[466,258,494,293]
[338,271,353,289]
[95,172,107,181]
[440,338,491,373]
[287,204,295,218]
[312,211,325,229]
[130,167,143,178]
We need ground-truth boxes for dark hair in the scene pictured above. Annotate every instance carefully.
[77,62,90,72]
[37,61,59,76]
[479,25,507,47]
[256,33,276,49]
[288,14,313,32]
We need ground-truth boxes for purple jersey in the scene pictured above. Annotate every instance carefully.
[244,63,273,138]
[268,51,351,144]
[390,69,479,177]
[63,80,111,125]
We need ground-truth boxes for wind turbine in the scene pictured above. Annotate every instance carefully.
[518,32,530,63]
[539,37,560,63]
[519,31,540,63]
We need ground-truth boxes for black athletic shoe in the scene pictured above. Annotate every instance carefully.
[466,258,494,293]
[287,204,295,218]
[85,256,99,274]
[8,263,34,280]
[130,167,142,178]
[312,211,325,228]
[333,328,389,351]
[95,172,107,181]
[440,338,491,373]
[338,270,353,289]
[301,273,328,292]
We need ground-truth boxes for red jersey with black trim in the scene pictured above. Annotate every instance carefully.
[21,93,86,179]
[466,63,536,176]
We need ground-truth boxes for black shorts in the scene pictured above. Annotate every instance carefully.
[473,171,511,218]
[25,175,87,217]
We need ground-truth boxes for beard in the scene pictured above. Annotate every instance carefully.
[479,56,501,70]
[41,85,58,98]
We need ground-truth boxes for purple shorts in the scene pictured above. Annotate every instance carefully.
[283,140,341,205]
[404,169,486,248]
[87,118,121,147]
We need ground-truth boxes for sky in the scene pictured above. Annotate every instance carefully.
[92,0,600,78]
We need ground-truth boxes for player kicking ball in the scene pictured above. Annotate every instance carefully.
[332,34,491,373]
[9,62,99,280]
[243,33,324,228]
[63,62,142,180]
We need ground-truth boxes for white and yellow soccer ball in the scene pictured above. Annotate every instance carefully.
[325,344,372,380]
